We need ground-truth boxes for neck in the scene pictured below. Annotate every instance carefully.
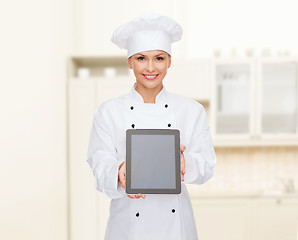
[135,83,163,103]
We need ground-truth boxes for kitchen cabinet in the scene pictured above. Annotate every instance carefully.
[211,60,254,136]
[211,58,298,146]
[190,194,298,240]
[251,197,298,240]
[68,78,98,240]
[257,59,297,137]
[68,56,132,240]
[192,198,251,240]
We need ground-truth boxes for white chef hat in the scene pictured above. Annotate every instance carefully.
[111,13,183,58]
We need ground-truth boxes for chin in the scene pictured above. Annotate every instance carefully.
[141,81,162,89]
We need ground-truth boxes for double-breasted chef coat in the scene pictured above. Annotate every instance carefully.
[86,82,216,240]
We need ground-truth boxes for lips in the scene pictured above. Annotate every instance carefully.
[143,74,159,80]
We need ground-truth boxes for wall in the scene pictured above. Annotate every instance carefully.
[0,0,72,239]
[187,146,298,195]
[73,0,298,58]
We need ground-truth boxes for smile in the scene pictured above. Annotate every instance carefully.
[143,74,159,80]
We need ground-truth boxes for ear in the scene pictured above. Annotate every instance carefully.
[127,57,133,69]
[167,55,171,69]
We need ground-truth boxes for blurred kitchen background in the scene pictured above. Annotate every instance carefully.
[1,0,298,240]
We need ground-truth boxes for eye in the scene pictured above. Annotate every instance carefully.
[137,56,145,60]
[156,57,164,61]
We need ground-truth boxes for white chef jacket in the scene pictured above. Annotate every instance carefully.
[86,82,216,240]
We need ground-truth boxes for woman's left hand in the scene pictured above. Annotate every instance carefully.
[180,144,186,181]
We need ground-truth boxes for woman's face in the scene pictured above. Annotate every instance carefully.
[127,50,171,91]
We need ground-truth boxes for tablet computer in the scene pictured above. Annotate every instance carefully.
[125,129,181,194]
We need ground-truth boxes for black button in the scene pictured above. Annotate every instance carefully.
[165,104,168,108]
[136,212,139,217]
[132,124,135,128]
[172,209,175,213]
[168,123,171,127]
[130,106,134,110]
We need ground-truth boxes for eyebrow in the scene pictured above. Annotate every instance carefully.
[137,53,166,57]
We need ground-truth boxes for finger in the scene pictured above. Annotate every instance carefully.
[180,144,186,152]
[181,156,185,180]
[135,194,141,199]
[119,172,125,188]
[120,175,124,188]
[181,152,185,175]
[137,193,144,199]
[128,195,135,199]
[133,193,145,199]
[139,194,145,199]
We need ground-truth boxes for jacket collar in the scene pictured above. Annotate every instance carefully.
[130,82,167,104]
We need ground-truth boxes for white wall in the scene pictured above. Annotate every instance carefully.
[185,0,298,58]
[72,0,185,56]
[73,0,298,58]
[0,0,72,239]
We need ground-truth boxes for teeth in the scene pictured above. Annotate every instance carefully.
[144,75,157,79]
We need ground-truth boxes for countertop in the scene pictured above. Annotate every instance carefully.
[188,191,298,199]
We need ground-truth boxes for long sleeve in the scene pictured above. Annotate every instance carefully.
[183,103,216,185]
[86,105,126,199]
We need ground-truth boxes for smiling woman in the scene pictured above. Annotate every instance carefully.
[86,13,216,240]
[127,50,171,103]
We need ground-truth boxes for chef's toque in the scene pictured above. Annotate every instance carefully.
[111,13,183,58]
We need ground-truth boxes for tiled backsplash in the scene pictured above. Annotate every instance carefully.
[186,146,298,195]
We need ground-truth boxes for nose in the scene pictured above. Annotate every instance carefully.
[146,59,155,72]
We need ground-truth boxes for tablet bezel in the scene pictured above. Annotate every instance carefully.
[125,129,181,194]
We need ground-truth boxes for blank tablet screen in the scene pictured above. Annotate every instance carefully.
[131,134,175,189]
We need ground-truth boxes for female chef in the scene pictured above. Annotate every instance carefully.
[86,13,216,240]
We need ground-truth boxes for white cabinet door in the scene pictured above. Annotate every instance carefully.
[251,198,298,240]
[94,76,134,240]
[211,59,255,139]
[190,196,298,240]
[68,79,98,240]
[191,198,251,240]
[257,59,298,138]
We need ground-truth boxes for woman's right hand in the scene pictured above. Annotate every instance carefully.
[118,161,146,199]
